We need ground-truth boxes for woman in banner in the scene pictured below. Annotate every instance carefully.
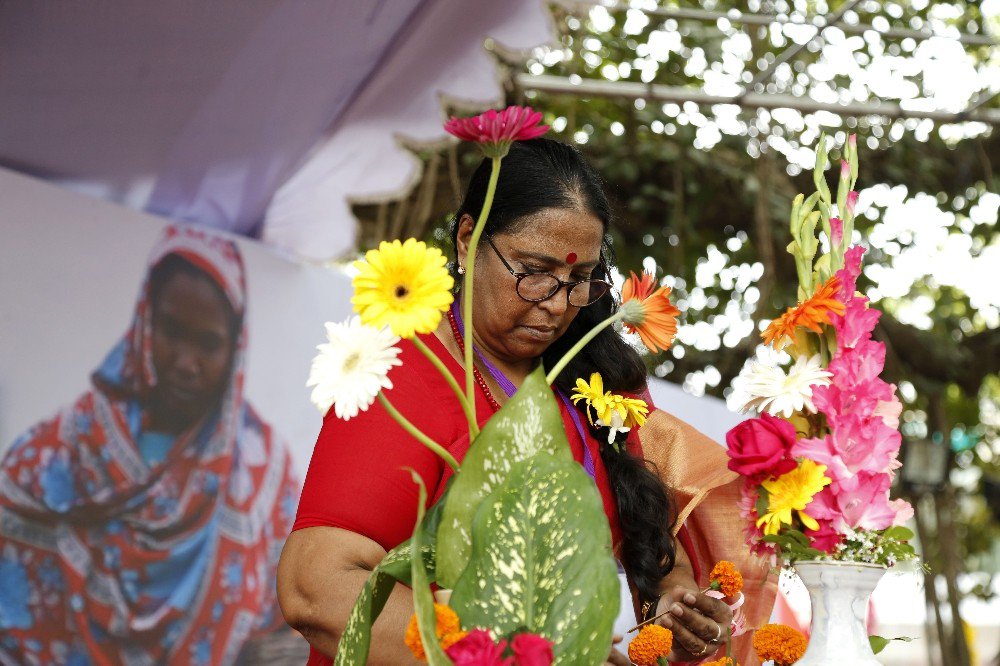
[0,226,300,665]
[279,139,776,664]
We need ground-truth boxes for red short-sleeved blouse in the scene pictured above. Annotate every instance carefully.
[292,332,622,664]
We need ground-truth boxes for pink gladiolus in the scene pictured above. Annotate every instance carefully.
[444,106,549,158]
[846,190,859,217]
[841,159,850,179]
[835,472,897,531]
[890,498,914,526]
[849,134,857,149]
[874,393,903,429]
[830,217,844,248]
[804,517,844,553]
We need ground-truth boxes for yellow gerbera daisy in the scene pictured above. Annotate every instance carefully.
[610,395,650,429]
[756,459,831,535]
[352,239,454,339]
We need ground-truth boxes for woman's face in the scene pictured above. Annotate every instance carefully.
[459,206,605,364]
[149,270,237,432]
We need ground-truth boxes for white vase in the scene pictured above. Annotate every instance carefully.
[792,561,886,665]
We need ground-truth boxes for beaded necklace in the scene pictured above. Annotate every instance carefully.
[446,301,596,479]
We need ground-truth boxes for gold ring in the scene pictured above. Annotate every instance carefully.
[711,622,723,643]
[693,643,710,657]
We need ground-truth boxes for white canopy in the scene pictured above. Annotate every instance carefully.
[0,0,553,260]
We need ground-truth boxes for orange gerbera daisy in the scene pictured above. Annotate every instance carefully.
[709,560,744,597]
[628,624,674,666]
[753,624,808,665]
[762,276,845,348]
[621,271,681,353]
[403,603,462,661]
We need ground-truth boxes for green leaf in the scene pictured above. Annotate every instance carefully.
[450,456,619,665]
[436,367,572,588]
[409,470,453,666]
[882,526,915,542]
[334,488,448,665]
[869,635,890,654]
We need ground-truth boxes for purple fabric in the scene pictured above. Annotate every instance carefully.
[450,301,595,479]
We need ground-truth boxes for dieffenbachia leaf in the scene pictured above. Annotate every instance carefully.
[334,485,448,666]
[449,456,618,666]
[436,367,571,588]
[409,470,453,665]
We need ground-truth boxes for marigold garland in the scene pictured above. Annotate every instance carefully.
[709,560,744,597]
[627,624,673,666]
[403,603,462,661]
[753,623,808,665]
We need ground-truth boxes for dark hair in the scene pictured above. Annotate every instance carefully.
[450,138,676,606]
[148,254,241,341]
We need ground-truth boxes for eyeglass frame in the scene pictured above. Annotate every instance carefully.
[482,234,612,307]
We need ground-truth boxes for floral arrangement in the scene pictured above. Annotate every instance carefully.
[307,106,680,665]
[726,135,916,566]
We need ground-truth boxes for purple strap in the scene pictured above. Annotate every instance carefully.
[450,301,596,479]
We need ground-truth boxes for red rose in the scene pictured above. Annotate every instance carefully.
[445,629,512,666]
[725,414,798,480]
[510,633,554,666]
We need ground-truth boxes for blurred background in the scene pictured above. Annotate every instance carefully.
[1,1,998,664]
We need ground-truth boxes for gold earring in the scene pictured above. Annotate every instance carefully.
[457,264,466,275]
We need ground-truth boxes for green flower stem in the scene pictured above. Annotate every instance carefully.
[546,310,626,386]
[412,335,478,437]
[462,156,501,428]
[378,392,460,472]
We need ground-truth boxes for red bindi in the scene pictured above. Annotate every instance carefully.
[565,252,577,264]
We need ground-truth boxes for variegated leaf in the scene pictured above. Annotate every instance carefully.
[449,456,619,666]
[436,367,571,588]
[409,470,453,665]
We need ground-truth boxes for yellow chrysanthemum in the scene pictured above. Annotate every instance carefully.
[753,624,807,665]
[352,239,454,339]
[756,459,831,536]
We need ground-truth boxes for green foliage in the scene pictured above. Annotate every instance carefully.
[763,529,824,562]
[334,486,446,665]
[410,470,453,666]
[436,367,572,588]
[869,634,915,655]
[450,456,619,666]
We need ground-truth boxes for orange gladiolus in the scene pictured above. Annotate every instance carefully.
[762,276,845,348]
[621,272,681,353]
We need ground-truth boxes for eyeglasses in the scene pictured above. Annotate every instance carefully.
[484,235,611,307]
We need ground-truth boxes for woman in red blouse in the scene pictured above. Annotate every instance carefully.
[278,139,733,664]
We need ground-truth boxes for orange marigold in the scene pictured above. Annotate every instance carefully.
[403,603,462,661]
[703,658,738,666]
[627,624,674,666]
[440,630,469,651]
[753,623,808,665]
[709,560,744,597]
[762,276,845,348]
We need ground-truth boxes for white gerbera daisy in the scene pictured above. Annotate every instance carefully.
[307,317,402,420]
[735,354,832,418]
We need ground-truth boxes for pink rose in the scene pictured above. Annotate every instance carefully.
[446,629,512,666]
[725,414,798,480]
[510,633,554,666]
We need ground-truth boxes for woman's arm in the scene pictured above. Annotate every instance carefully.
[277,526,422,665]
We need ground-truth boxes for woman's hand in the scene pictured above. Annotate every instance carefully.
[604,634,631,665]
[653,585,732,662]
